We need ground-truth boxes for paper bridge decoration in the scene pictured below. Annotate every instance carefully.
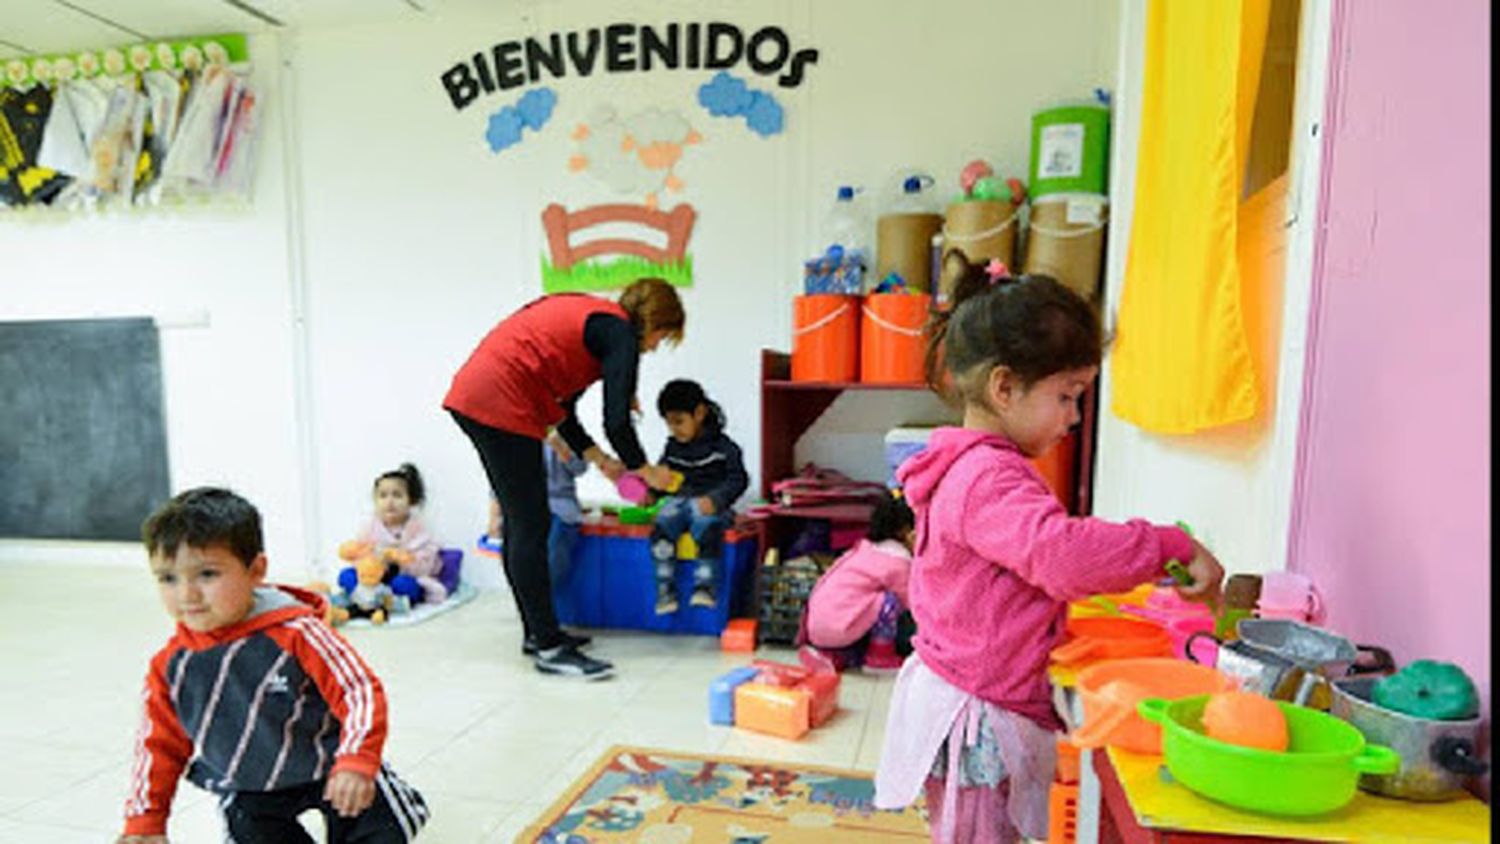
[539,202,696,293]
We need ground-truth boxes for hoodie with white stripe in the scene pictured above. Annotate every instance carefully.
[122,585,390,837]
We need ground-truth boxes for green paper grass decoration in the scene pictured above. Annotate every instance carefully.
[540,254,693,293]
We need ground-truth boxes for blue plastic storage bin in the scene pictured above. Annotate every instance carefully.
[709,666,761,725]
[555,526,756,635]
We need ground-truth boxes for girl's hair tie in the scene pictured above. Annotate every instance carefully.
[984,259,1009,285]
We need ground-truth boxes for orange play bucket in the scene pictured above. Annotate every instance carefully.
[792,294,860,382]
[860,293,931,384]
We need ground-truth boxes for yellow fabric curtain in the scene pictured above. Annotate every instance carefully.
[1109,0,1272,433]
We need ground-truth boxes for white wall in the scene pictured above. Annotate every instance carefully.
[2,1,1121,586]
[290,0,1122,579]
[0,35,313,580]
[1090,0,1330,574]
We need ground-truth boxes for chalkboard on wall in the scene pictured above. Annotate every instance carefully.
[0,318,171,541]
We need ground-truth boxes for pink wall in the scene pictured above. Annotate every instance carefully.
[1289,0,1491,773]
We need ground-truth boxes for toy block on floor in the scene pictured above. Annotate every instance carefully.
[800,670,840,727]
[720,618,757,651]
[734,682,810,739]
[709,666,760,725]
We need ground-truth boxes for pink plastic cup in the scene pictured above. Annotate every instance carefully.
[1168,615,1219,665]
[615,473,650,504]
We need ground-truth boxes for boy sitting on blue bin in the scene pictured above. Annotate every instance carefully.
[649,379,749,614]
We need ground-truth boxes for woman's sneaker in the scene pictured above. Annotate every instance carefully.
[521,630,592,656]
[534,645,614,680]
[689,585,717,608]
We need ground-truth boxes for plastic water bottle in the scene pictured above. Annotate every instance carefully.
[819,185,870,257]
[889,173,939,215]
[805,185,869,294]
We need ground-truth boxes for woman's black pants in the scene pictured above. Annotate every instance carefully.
[451,410,564,650]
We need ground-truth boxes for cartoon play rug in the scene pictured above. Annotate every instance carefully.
[519,745,929,843]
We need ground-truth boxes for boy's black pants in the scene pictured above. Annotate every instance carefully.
[218,764,427,842]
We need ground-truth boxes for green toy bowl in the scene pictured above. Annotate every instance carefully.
[1138,696,1399,816]
[618,503,661,525]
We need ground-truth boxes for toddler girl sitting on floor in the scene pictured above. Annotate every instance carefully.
[341,462,447,605]
[798,489,916,673]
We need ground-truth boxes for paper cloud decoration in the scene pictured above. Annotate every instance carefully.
[486,86,558,152]
[698,71,784,138]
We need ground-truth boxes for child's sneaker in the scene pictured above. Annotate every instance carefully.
[689,585,717,608]
[862,638,904,674]
[655,585,679,615]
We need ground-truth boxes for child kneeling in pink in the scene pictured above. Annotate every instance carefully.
[798,489,916,673]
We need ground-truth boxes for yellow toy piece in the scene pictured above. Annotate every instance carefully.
[381,546,414,567]
[676,533,699,560]
[338,540,373,561]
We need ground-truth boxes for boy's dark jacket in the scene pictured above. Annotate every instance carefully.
[658,414,748,513]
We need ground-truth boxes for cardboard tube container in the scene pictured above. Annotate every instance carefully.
[1023,193,1109,301]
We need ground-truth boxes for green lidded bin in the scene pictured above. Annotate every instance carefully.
[1029,102,1111,198]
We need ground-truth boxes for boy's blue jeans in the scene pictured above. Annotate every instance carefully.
[650,495,729,593]
[547,516,581,592]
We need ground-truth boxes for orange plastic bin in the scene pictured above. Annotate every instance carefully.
[860,293,930,384]
[792,294,860,382]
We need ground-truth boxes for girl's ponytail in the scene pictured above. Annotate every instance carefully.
[924,249,1009,397]
[398,463,426,506]
[375,463,426,506]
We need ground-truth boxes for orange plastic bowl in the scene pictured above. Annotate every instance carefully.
[1051,616,1171,666]
[1074,658,1238,754]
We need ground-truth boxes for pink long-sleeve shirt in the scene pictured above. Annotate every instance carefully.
[356,515,440,578]
[805,538,912,649]
[897,427,1194,730]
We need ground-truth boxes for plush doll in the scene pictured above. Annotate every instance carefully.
[338,539,428,607]
[336,555,395,624]
[305,580,349,626]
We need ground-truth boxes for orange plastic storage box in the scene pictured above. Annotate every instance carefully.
[734,683,811,739]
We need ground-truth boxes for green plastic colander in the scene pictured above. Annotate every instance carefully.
[1138,695,1399,816]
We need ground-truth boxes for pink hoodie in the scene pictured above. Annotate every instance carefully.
[805,538,912,648]
[897,427,1194,730]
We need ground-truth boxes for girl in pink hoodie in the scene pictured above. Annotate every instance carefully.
[872,257,1225,844]
[798,489,916,673]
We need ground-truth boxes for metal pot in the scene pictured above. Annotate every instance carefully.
[1187,620,1394,707]
[1329,677,1489,801]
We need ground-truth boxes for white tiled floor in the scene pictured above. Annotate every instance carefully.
[0,563,897,842]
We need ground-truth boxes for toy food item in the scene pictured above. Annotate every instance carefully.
[1373,660,1480,721]
[1202,691,1290,751]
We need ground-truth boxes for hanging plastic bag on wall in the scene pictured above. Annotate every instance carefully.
[162,65,230,196]
[132,69,182,204]
[213,81,258,200]
[0,84,71,207]
[88,79,140,200]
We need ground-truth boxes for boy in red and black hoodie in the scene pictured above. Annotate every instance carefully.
[118,487,427,843]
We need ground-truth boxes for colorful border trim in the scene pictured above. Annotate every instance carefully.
[2,33,248,89]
